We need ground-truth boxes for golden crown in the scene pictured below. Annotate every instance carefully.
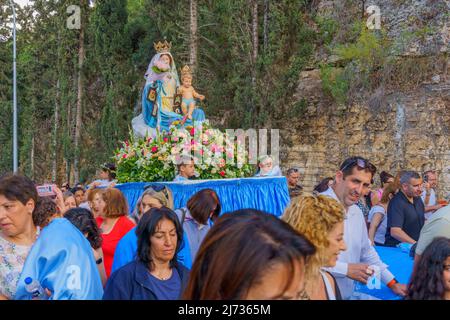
[180,65,192,77]
[153,40,172,53]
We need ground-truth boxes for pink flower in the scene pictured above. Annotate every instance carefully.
[163,137,169,143]
[190,128,195,136]
[122,154,127,159]
[172,136,179,142]
[125,140,129,146]
[154,60,170,72]
[151,146,158,153]
[219,171,225,177]
[147,137,152,143]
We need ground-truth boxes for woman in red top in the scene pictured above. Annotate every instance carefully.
[95,188,135,278]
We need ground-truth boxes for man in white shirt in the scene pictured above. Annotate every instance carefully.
[421,170,444,220]
[321,156,407,299]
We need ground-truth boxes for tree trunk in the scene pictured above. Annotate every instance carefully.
[74,23,85,183]
[251,0,258,64]
[263,0,269,52]
[189,0,198,74]
[30,136,34,180]
[65,97,71,185]
[251,0,258,85]
[52,79,60,182]
[361,0,366,18]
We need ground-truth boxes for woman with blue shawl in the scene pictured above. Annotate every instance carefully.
[132,40,206,138]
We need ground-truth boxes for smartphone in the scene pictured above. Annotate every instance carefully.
[36,184,56,197]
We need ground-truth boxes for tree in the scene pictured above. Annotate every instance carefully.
[73,1,88,183]
[189,0,198,74]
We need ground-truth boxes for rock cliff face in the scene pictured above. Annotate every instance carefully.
[282,0,450,199]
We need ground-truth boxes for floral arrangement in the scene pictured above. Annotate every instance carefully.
[152,60,170,73]
[113,122,255,183]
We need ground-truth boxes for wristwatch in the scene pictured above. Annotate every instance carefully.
[96,257,103,265]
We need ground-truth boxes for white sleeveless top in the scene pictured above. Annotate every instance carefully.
[320,270,336,300]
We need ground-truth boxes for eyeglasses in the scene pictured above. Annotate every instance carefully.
[340,158,376,175]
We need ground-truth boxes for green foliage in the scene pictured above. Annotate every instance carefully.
[0,0,314,181]
[289,98,308,118]
[319,64,349,105]
[315,16,338,45]
[335,24,391,74]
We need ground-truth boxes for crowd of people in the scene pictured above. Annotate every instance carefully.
[0,156,449,300]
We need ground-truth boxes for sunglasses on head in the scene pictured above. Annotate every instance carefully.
[340,158,376,175]
[144,184,167,192]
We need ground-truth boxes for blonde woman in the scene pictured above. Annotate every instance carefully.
[283,194,347,300]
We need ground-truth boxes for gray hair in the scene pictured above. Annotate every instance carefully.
[400,171,421,184]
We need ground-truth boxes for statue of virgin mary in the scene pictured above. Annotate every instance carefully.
[132,40,206,138]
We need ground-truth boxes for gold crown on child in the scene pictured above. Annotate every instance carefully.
[181,65,192,77]
[153,40,172,53]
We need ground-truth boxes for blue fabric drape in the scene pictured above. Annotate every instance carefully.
[14,218,103,300]
[354,246,413,300]
[116,176,290,217]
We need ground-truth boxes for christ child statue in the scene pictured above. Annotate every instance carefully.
[178,65,205,120]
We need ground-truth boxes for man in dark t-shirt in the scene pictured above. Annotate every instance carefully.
[286,168,304,198]
[385,171,425,247]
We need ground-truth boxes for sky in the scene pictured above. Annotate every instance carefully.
[16,0,31,7]
[14,0,95,8]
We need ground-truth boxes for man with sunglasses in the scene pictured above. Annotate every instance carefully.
[321,156,407,299]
